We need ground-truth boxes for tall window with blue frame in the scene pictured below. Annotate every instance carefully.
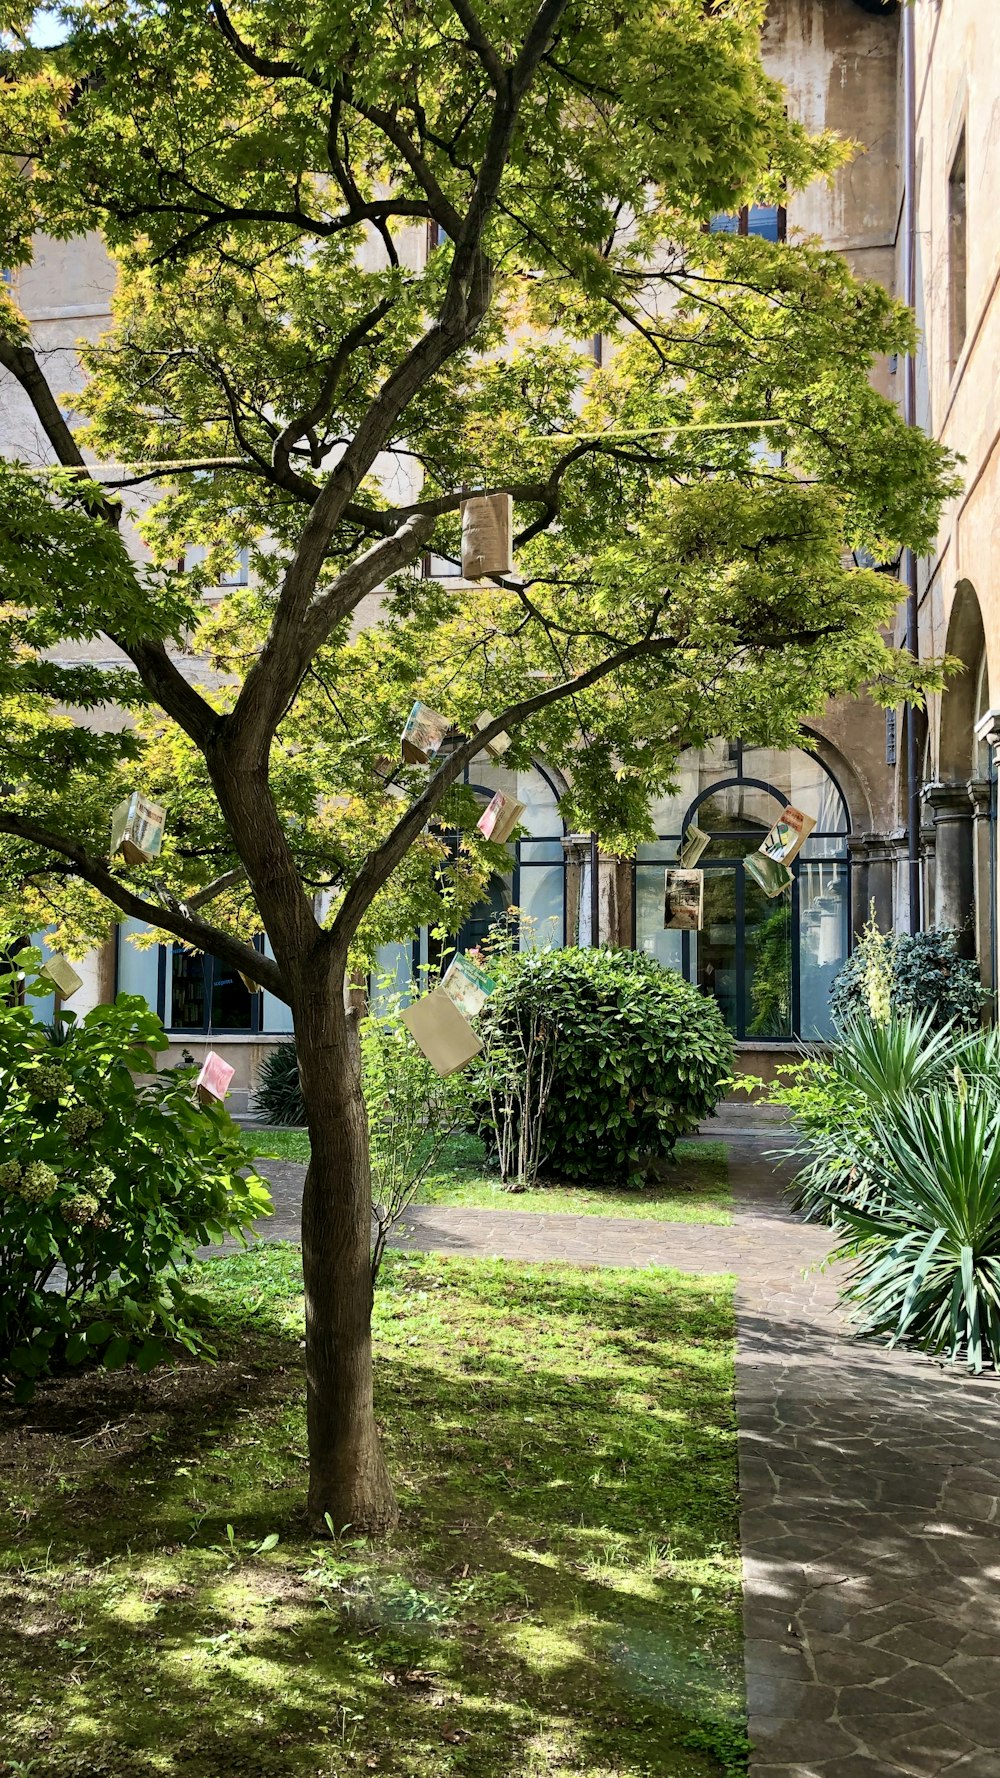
[634,740,851,1041]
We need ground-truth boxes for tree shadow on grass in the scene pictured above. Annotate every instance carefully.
[1,1250,743,1778]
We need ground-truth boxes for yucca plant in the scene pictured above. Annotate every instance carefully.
[836,1087,1000,1372]
[780,1013,958,1225]
[253,1039,305,1126]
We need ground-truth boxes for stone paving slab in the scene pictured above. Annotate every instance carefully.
[249,1135,1000,1777]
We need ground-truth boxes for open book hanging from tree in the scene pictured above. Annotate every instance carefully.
[679,822,710,869]
[39,954,83,998]
[440,952,495,1020]
[196,1050,235,1104]
[745,803,816,899]
[663,868,704,930]
[110,793,166,866]
[477,790,525,844]
[460,492,514,579]
[401,990,483,1076]
[473,712,511,758]
[400,702,450,765]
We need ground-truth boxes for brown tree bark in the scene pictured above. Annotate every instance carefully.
[293,973,397,1536]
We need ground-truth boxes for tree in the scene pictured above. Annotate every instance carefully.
[0,0,956,1532]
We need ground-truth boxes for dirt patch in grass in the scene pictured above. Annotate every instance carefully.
[1,1245,744,1778]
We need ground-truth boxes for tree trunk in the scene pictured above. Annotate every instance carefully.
[293,980,398,1536]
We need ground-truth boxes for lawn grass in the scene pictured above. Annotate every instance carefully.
[0,1244,745,1777]
[246,1130,733,1225]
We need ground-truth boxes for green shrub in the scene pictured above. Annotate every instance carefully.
[831,915,986,1033]
[362,993,466,1277]
[0,961,270,1399]
[473,947,733,1182]
[836,1087,1000,1371]
[775,1013,957,1224]
[253,1037,305,1125]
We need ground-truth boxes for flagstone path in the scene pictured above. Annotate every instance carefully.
[252,1125,1000,1778]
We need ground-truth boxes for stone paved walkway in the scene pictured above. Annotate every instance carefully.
[251,1131,1000,1778]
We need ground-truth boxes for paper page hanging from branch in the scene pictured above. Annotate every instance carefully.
[440,952,495,1020]
[196,1050,236,1104]
[679,823,710,870]
[401,989,483,1075]
[461,493,513,579]
[110,792,166,865]
[477,790,526,844]
[38,954,83,998]
[400,702,450,765]
[663,868,704,930]
[473,712,511,758]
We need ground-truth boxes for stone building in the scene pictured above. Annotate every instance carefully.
[0,0,994,1099]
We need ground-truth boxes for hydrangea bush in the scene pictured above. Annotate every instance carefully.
[0,956,270,1399]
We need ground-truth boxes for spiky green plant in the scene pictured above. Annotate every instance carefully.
[836,1088,1000,1372]
[779,1013,957,1224]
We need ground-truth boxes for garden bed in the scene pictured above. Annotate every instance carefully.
[0,1244,744,1777]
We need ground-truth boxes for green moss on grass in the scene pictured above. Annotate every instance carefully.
[0,1245,744,1777]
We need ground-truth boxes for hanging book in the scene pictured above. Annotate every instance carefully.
[744,851,793,899]
[474,712,511,758]
[760,803,816,868]
[440,952,495,1020]
[477,790,526,844]
[111,792,166,866]
[196,1049,236,1104]
[679,822,710,870]
[238,970,260,997]
[401,702,450,765]
[664,868,704,931]
[745,801,816,899]
[39,954,83,998]
[401,989,483,1076]
[461,492,514,579]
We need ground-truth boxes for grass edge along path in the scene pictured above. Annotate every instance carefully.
[247,1130,734,1226]
[0,1243,746,1778]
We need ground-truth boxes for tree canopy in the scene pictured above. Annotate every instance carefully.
[0,0,962,1533]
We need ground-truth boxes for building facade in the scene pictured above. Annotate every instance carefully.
[1,0,995,1102]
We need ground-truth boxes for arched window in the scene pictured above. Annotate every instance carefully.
[634,741,851,1041]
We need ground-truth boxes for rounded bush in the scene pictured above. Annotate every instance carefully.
[0,966,270,1399]
[831,923,986,1033]
[476,947,734,1181]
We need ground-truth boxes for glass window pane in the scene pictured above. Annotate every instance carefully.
[211,960,254,1031]
[517,864,563,949]
[747,204,781,241]
[261,934,293,1033]
[170,947,206,1030]
[799,863,849,1039]
[117,919,160,1008]
[635,866,684,972]
[744,890,793,1038]
[709,212,741,234]
[741,746,847,832]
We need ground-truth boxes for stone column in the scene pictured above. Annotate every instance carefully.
[922,781,976,952]
[562,833,590,945]
[969,777,994,990]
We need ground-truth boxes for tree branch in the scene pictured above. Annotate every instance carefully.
[0,815,284,997]
[330,625,677,951]
[0,340,220,748]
